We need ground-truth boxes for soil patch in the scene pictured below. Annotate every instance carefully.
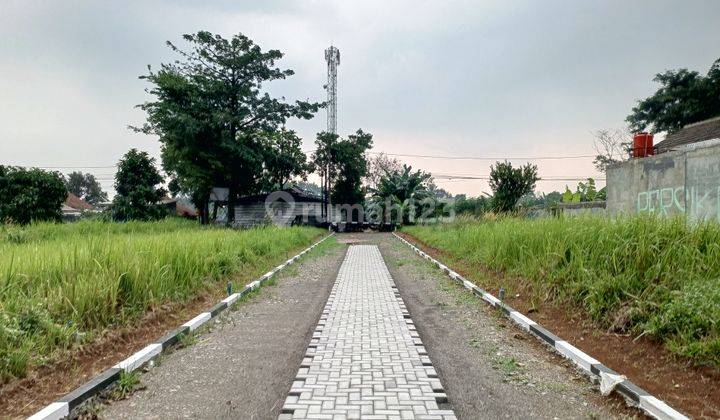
[398,231,720,419]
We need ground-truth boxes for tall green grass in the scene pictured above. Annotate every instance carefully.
[405,216,720,366]
[0,220,322,381]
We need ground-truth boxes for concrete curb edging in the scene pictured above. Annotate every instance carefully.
[27,233,335,420]
[392,232,688,420]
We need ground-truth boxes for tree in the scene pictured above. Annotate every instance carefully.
[369,164,432,224]
[313,129,373,206]
[65,171,108,205]
[592,128,631,172]
[0,166,67,224]
[488,161,539,212]
[259,128,310,191]
[453,195,491,216]
[627,57,720,133]
[135,31,321,224]
[112,149,167,221]
[365,152,402,190]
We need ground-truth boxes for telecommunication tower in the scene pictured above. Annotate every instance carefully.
[323,46,340,225]
[324,46,340,134]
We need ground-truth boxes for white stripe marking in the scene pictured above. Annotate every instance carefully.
[27,402,69,420]
[509,311,537,330]
[182,312,211,331]
[114,343,162,372]
[555,341,600,373]
[222,293,241,306]
[462,279,476,290]
[483,293,501,306]
[639,396,689,420]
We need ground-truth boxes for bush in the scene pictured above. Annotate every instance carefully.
[0,166,67,224]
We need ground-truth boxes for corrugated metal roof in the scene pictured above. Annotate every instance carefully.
[655,116,720,152]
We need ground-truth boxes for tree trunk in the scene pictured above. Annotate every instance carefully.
[226,186,235,227]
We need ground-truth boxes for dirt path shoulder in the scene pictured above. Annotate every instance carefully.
[362,233,637,420]
[97,239,347,420]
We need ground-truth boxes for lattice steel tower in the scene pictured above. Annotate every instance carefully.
[324,46,340,134]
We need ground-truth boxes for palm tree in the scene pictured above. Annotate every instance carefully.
[369,165,432,225]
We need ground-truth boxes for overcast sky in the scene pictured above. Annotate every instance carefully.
[2,0,719,196]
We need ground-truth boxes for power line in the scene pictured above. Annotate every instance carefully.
[303,149,595,161]
[367,151,596,161]
[7,165,119,169]
[432,176,601,182]
[14,149,596,171]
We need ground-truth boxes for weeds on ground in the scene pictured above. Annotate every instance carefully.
[0,220,324,381]
[177,332,197,348]
[109,371,141,400]
[406,216,720,366]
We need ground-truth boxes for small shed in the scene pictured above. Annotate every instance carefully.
[234,187,323,227]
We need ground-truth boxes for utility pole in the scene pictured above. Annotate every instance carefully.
[324,46,340,227]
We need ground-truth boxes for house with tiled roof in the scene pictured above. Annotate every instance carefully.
[654,116,720,153]
[62,193,94,219]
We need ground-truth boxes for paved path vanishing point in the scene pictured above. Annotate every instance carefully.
[100,234,626,420]
[280,245,456,419]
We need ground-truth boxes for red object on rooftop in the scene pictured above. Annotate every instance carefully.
[632,132,654,158]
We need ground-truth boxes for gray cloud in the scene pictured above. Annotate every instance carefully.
[1,0,719,195]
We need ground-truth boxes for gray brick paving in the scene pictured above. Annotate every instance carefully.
[281,245,456,420]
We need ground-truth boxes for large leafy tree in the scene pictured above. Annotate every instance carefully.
[0,166,67,224]
[65,171,108,205]
[135,31,321,224]
[259,128,310,191]
[488,161,539,212]
[112,149,167,221]
[313,129,373,207]
[627,58,720,133]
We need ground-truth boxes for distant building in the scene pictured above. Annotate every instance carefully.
[161,197,198,219]
[233,187,323,227]
[654,116,720,154]
[62,193,94,220]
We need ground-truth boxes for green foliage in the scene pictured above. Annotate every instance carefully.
[0,166,67,225]
[112,371,141,399]
[0,220,322,380]
[627,57,720,133]
[313,130,373,206]
[369,164,432,224]
[406,216,720,366]
[112,149,166,221]
[562,178,606,203]
[260,128,310,191]
[453,195,492,216]
[488,161,539,212]
[65,171,108,205]
[136,31,321,223]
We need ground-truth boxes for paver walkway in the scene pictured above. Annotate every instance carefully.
[281,245,456,419]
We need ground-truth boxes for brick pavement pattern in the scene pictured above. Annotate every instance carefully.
[280,245,456,420]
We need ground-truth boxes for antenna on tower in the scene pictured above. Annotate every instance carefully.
[325,46,340,134]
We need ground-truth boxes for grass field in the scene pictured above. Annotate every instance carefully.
[0,219,323,382]
[405,216,720,366]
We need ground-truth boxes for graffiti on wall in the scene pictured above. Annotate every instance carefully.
[637,185,720,220]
